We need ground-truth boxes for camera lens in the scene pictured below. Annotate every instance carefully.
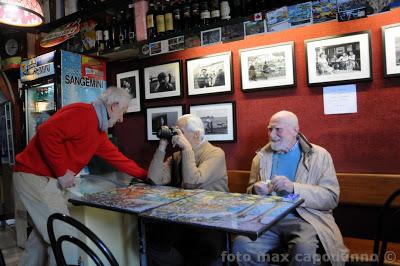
[156,126,175,139]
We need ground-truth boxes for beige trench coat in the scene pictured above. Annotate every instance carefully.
[247,133,348,266]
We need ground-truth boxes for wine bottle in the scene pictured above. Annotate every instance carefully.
[156,0,166,35]
[183,0,192,32]
[191,0,200,28]
[210,0,220,23]
[103,15,113,50]
[173,0,183,33]
[147,1,157,40]
[95,20,105,52]
[165,0,174,33]
[199,1,210,26]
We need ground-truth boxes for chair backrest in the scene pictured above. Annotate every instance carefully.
[0,248,5,266]
[372,188,400,266]
[47,213,119,266]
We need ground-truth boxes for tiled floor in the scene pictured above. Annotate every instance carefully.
[0,223,23,266]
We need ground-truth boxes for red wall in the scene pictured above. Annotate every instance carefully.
[108,9,400,174]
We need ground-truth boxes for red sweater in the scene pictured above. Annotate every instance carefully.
[14,103,147,179]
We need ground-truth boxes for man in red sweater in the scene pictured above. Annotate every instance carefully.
[13,86,147,266]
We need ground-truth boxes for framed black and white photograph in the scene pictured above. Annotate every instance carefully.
[382,23,400,78]
[116,70,141,113]
[144,60,182,100]
[146,105,184,141]
[189,102,236,142]
[240,42,296,91]
[201,28,222,46]
[186,52,232,96]
[305,31,372,86]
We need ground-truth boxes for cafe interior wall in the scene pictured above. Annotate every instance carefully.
[109,8,400,174]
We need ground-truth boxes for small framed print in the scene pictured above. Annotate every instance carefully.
[116,70,141,113]
[144,60,182,100]
[186,52,232,96]
[201,28,222,46]
[240,42,296,91]
[189,102,236,142]
[243,20,266,37]
[305,31,372,86]
[382,23,400,78]
[146,105,184,141]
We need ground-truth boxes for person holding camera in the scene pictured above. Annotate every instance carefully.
[147,114,228,266]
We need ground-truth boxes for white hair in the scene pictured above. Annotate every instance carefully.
[99,86,131,108]
[178,114,205,139]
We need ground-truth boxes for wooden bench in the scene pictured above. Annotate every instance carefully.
[227,170,400,265]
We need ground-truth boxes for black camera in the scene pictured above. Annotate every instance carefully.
[156,126,178,140]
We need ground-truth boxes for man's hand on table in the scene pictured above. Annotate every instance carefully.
[58,169,76,189]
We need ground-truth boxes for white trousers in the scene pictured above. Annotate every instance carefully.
[13,172,76,266]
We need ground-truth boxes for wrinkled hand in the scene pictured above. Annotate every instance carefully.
[158,139,169,152]
[58,169,76,189]
[171,128,192,150]
[271,175,294,193]
[253,181,273,195]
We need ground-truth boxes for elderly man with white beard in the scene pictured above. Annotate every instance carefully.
[233,110,348,266]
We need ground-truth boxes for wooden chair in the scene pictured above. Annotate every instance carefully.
[372,188,400,266]
[47,213,119,266]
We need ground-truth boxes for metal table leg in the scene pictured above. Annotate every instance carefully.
[138,217,148,266]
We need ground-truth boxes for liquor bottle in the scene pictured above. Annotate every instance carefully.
[127,9,136,43]
[199,1,210,26]
[103,15,113,50]
[112,16,121,48]
[182,0,192,32]
[210,0,220,23]
[165,0,174,33]
[220,0,230,20]
[172,0,182,33]
[95,20,105,52]
[156,0,166,36]
[230,0,242,18]
[191,0,200,28]
[119,10,130,45]
[147,1,157,40]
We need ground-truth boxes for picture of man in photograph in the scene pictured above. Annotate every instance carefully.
[151,72,175,93]
[121,77,136,98]
[197,69,210,88]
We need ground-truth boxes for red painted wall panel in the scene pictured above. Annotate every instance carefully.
[109,9,400,174]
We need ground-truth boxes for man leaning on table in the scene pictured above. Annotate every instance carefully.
[233,110,348,266]
[13,87,147,266]
[147,113,228,266]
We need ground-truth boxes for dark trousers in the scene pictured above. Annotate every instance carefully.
[147,221,225,266]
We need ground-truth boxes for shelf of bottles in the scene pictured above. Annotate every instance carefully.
[46,0,286,61]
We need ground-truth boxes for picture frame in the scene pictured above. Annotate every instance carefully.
[382,23,400,78]
[240,42,296,91]
[189,102,236,142]
[116,70,141,113]
[186,52,232,96]
[305,31,372,86]
[146,105,184,141]
[144,60,182,100]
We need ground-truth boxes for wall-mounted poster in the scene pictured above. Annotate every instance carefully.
[382,23,400,78]
[61,50,106,106]
[146,105,184,141]
[186,52,232,96]
[240,42,296,91]
[189,102,236,142]
[144,60,182,100]
[305,31,372,86]
[116,70,141,113]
